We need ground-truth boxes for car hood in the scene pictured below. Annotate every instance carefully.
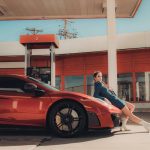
[48,90,121,113]
[52,90,94,100]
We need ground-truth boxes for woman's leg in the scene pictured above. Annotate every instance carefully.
[120,102,135,131]
[121,105,150,132]
[126,101,135,112]
[122,105,142,123]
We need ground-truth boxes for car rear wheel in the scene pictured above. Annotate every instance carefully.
[47,100,87,137]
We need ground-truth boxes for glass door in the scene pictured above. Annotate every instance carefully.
[117,73,133,101]
[136,73,146,102]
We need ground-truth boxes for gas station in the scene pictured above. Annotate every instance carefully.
[0,0,141,93]
[20,34,59,86]
[0,0,150,149]
[0,0,149,108]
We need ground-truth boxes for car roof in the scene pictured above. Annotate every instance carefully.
[0,74,27,79]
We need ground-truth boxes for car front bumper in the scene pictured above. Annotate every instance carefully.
[111,113,121,127]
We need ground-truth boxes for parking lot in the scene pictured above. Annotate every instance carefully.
[0,112,150,150]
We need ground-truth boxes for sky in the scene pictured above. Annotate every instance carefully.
[0,0,150,42]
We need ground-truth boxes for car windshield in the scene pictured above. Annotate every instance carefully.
[28,77,59,91]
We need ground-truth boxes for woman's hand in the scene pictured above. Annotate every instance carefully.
[108,87,113,91]
[104,98,112,105]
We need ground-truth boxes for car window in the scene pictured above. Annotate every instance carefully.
[0,88,24,93]
[0,77,26,93]
[28,77,59,91]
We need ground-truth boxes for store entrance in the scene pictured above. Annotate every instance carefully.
[118,82,132,101]
[117,73,133,102]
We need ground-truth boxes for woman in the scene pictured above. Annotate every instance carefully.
[95,75,134,131]
[93,71,150,132]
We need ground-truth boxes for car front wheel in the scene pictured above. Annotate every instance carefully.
[47,100,87,137]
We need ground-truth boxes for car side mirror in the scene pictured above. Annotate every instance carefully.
[24,83,37,93]
[34,89,45,97]
[24,83,45,97]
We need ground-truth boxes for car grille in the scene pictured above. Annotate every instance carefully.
[111,113,121,127]
[87,112,101,127]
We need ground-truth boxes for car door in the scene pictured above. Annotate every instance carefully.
[0,91,14,123]
[0,76,51,126]
[0,76,24,124]
[14,90,51,126]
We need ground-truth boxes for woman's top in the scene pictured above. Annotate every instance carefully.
[93,81,125,109]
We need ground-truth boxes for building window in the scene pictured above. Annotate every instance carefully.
[136,72,146,101]
[64,76,84,93]
[86,75,94,96]
[145,72,150,101]
[86,74,108,96]
[117,73,133,101]
[56,76,61,89]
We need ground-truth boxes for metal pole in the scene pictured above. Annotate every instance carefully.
[64,19,68,39]
[145,72,150,101]
[50,44,55,86]
[25,44,31,76]
[107,0,118,94]
[24,44,28,75]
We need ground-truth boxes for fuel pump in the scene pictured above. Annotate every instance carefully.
[20,34,59,87]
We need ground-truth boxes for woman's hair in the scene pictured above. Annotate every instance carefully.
[93,71,102,78]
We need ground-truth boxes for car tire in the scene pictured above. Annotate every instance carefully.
[47,100,87,137]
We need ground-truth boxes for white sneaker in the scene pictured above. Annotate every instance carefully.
[120,118,130,131]
[143,122,150,133]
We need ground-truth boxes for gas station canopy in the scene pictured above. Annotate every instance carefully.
[0,0,141,20]
[20,34,59,49]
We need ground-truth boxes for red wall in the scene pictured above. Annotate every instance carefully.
[0,49,150,76]
[0,68,24,75]
[0,49,150,102]
[57,52,108,76]
[117,49,150,73]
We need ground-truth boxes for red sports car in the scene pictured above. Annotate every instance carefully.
[0,75,121,137]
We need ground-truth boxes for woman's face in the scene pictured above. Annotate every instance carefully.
[94,72,103,82]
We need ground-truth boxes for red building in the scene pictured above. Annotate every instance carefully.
[0,48,150,106]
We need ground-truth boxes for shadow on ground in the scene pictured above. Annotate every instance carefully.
[0,112,150,147]
[0,128,113,146]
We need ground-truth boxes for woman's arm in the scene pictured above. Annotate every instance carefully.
[94,82,106,100]
[98,96,105,100]
[104,98,112,104]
